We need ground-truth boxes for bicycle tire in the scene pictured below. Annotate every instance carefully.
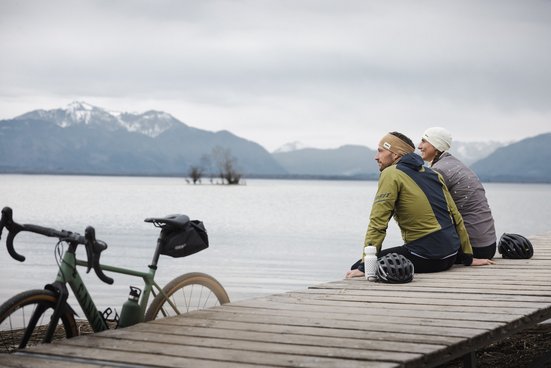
[0,289,78,353]
[144,272,230,321]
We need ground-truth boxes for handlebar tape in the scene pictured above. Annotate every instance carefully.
[2,207,25,262]
[6,230,25,262]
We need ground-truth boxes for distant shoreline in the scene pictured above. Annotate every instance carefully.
[1,171,550,184]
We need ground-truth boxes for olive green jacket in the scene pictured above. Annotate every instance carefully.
[364,153,473,262]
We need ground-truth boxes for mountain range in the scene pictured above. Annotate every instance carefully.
[0,102,285,176]
[272,145,379,179]
[0,102,549,182]
[471,133,551,183]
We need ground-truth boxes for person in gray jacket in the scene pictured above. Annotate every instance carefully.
[417,127,497,259]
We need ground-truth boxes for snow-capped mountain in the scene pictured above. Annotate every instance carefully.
[449,140,507,165]
[15,101,181,138]
[1,101,286,176]
[272,141,309,153]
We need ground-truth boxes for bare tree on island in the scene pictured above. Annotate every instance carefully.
[211,146,243,185]
[186,148,243,185]
[187,165,203,184]
[187,155,213,184]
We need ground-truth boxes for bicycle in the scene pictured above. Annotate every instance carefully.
[0,206,230,353]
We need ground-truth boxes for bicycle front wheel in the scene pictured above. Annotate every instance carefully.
[144,272,230,321]
[0,289,78,353]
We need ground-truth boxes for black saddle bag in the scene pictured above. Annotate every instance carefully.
[159,220,209,258]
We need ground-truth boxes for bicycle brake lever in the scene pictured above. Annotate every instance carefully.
[92,239,114,285]
[0,207,6,239]
[6,229,25,262]
[84,226,97,275]
[2,207,25,262]
[84,226,114,285]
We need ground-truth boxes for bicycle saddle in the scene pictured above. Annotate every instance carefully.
[144,214,190,229]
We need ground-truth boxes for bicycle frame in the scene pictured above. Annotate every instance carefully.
[56,244,165,332]
[1,208,223,349]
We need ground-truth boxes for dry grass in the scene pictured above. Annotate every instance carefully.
[439,323,551,368]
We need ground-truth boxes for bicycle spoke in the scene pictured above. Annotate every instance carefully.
[201,291,213,309]
[196,287,204,310]
[144,273,229,321]
[161,285,217,317]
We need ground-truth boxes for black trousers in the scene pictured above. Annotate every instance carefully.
[472,242,496,259]
[379,246,457,273]
[351,246,457,274]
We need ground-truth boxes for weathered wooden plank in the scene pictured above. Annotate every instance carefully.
[120,321,446,354]
[442,264,550,270]
[325,279,551,290]
[284,292,550,308]
[117,322,478,368]
[43,334,401,368]
[299,288,551,302]
[194,306,503,330]
[393,276,551,285]
[101,325,459,368]
[123,323,445,354]
[309,283,551,296]
[172,309,489,338]
[397,276,550,285]
[0,354,110,368]
[227,298,524,322]
[87,328,423,363]
[460,259,551,266]
[149,315,465,346]
[21,344,278,368]
[261,294,539,315]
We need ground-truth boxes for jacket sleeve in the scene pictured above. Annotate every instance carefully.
[364,168,399,255]
[439,174,473,265]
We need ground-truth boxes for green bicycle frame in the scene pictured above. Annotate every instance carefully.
[56,248,164,332]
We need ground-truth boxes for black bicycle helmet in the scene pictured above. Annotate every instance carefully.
[376,253,414,283]
[498,233,534,259]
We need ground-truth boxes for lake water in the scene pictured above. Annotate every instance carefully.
[1,174,550,313]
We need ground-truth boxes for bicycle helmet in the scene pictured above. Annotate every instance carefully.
[498,233,534,259]
[376,253,414,283]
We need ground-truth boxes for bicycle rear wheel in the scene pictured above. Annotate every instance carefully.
[144,272,230,321]
[0,289,78,353]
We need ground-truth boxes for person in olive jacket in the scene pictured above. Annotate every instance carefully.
[346,131,493,278]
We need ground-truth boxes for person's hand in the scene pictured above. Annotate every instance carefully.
[345,269,365,279]
[471,258,496,266]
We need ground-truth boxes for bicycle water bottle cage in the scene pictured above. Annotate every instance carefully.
[101,307,120,329]
[144,214,190,230]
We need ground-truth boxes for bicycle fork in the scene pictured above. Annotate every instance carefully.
[19,282,71,348]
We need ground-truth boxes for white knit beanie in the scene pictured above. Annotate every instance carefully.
[422,127,452,152]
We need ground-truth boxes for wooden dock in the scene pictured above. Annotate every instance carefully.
[1,234,551,367]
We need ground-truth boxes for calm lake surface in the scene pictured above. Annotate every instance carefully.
[1,174,550,313]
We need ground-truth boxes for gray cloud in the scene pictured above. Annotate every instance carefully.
[1,0,550,150]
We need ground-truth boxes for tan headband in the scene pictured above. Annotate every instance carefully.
[379,133,415,156]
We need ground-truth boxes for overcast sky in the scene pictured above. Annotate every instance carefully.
[1,0,550,151]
